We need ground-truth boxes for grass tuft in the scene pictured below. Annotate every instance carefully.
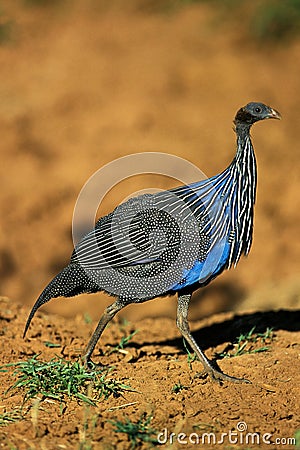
[107,329,139,356]
[0,407,23,426]
[110,412,158,449]
[216,326,274,359]
[4,355,133,406]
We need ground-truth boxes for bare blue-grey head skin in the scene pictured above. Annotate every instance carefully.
[234,102,281,128]
[24,102,281,384]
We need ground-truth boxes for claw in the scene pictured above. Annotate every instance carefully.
[195,367,251,384]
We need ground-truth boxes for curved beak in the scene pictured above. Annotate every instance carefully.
[268,108,281,120]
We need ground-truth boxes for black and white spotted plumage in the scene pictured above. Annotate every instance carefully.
[24,102,281,383]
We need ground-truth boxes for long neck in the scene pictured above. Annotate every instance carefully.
[168,125,258,269]
[227,123,257,265]
[234,123,257,206]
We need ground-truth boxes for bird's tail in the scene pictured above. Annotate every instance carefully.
[23,264,99,338]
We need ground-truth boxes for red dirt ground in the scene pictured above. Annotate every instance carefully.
[0,1,299,449]
[1,296,300,449]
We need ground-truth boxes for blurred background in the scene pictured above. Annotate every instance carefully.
[0,0,299,323]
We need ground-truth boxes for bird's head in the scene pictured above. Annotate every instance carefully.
[234,102,281,127]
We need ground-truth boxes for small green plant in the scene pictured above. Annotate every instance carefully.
[183,339,197,369]
[83,312,92,324]
[4,355,133,406]
[0,407,23,426]
[107,328,139,356]
[43,341,61,348]
[110,412,158,449]
[172,381,188,394]
[216,326,274,359]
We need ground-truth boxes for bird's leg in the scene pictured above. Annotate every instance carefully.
[83,298,126,367]
[176,294,250,384]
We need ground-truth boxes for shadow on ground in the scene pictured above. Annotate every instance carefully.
[130,309,300,352]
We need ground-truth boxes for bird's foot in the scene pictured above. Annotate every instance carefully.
[82,356,106,371]
[195,366,250,385]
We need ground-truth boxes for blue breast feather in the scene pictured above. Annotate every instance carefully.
[167,170,236,290]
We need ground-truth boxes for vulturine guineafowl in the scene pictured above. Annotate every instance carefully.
[24,102,281,383]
